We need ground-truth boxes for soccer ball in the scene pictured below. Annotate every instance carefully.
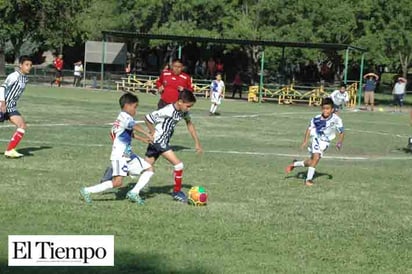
[188,186,208,206]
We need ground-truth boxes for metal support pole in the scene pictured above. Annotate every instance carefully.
[258,50,265,103]
[281,47,285,84]
[357,53,365,107]
[343,48,349,84]
[178,45,182,59]
[100,34,107,89]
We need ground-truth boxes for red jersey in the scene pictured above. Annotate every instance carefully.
[53,57,64,71]
[156,70,193,103]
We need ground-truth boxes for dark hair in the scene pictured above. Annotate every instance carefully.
[322,97,334,107]
[119,92,138,108]
[178,89,196,103]
[340,83,347,88]
[172,58,183,64]
[19,55,32,64]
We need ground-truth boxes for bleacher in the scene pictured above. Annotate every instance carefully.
[248,82,358,107]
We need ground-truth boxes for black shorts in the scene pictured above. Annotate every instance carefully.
[0,110,21,122]
[145,143,171,160]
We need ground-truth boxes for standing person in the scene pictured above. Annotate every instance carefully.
[231,72,243,99]
[285,97,344,186]
[73,60,83,87]
[329,83,349,113]
[0,55,32,158]
[363,72,379,111]
[80,93,154,205]
[144,89,203,202]
[392,77,407,112]
[156,58,193,109]
[207,57,216,79]
[51,54,64,87]
[209,73,225,116]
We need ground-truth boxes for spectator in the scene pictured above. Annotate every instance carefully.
[207,57,216,79]
[393,77,407,112]
[363,72,379,111]
[216,58,224,74]
[155,58,193,109]
[232,72,243,99]
[73,60,83,87]
[51,54,64,87]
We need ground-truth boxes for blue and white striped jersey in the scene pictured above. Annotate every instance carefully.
[110,111,136,160]
[308,113,344,142]
[145,104,190,146]
[1,71,29,112]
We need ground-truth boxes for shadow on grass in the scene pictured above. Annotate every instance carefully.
[1,251,212,274]
[7,146,53,157]
[285,171,333,180]
[94,183,194,202]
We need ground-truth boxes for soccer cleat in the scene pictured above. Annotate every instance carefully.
[4,149,24,158]
[285,160,297,174]
[172,191,187,203]
[304,180,314,186]
[126,191,145,205]
[80,187,92,204]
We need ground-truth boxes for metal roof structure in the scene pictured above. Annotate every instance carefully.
[102,31,366,52]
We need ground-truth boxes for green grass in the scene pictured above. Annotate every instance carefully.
[1,86,412,274]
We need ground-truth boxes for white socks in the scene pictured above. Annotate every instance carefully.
[130,171,154,195]
[306,167,315,181]
[85,180,113,193]
[210,104,218,113]
[293,161,305,167]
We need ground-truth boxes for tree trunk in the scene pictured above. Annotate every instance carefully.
[0,41,5,76]
[399,52,409,79]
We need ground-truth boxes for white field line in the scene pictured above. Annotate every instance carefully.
[0,138,410,161]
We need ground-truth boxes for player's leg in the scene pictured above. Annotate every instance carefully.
[304,153,321,186]
[5,112,26,158]
[161,149,187,202]
[127,156,154,205]
[364,92,370,111]
[80,160,126,203]
[370,92,375,111]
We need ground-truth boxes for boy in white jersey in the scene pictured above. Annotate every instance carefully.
[209,73,225,115]
[0,55,32,158]
[329,83,349,113]
[80,93,154,205]
[144,89,203,203]
[285,97,344,186]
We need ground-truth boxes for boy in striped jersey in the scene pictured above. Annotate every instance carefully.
[143,89,203,202]
[0,55,33,158]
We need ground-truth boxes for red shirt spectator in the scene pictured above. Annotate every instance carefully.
[53,55,64,71]
[156,59,192,109]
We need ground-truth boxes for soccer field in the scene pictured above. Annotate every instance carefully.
[1,86,411,273]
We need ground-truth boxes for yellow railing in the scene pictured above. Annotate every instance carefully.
[248,82,358,107]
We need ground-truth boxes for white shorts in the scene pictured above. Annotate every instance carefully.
[308,137,330,157]
[211,92,222,105]
[111,155,151,177]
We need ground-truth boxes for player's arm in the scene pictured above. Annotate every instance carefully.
[133,123,153,143]
[0,75,15,113]
[144,114,156,138]
[156,73,164,93]
[186,76,193,91]
[185,118,203,154]
[336,120,344,150]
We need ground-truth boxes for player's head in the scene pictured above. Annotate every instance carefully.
[321,97,334,118]
[171,58,184,75]
[176,89,196,112]
[19,55,32,75]
[119,92,139,116]
[339,83,347,92]
[215,73,222,81]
